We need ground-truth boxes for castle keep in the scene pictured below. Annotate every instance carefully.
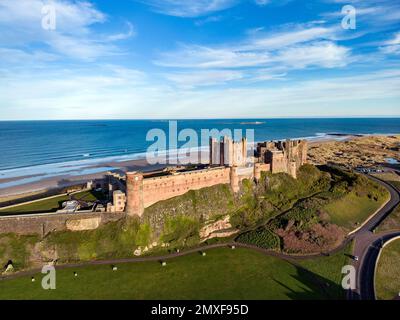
[255,139,308,179]
[209,137,248,167]
[124,138,308,217]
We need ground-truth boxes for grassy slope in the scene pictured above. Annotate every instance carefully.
[377,181,400,232]
[0,247,349,300]
[0,194,70,214]
[298,242,352,299]
[324,191,388,229]
[322,174,389,230]
[375,239,400,300]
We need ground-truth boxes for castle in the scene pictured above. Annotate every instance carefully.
[209,137,248,167]
[255,139,308,179]
[119,137,308,217]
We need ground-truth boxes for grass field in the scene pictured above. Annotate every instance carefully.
[323,190,389,230]
[0,190,105,215]
[375,239,400,300]
[377,181,400,232]
[0,247,350,300]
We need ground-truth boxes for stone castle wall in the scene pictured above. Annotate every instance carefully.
[126,166,237,216]
[142,167,231,207]
[0,212,124,236]
[259,139,308,178]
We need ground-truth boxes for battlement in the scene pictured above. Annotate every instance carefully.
[125,138,308,217]
[209,136,248,167]
[255,139,308,178]
[126,166,237,217]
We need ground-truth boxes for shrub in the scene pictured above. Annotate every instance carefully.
[236,228,281,250]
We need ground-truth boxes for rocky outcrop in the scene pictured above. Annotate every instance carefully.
[66,217,101,231]
[200,215,238,241]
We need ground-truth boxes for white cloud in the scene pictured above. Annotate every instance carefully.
[322,0,400,30]
[254,0,270,6]
[380,32,400,55]
[0,0,134,61]
[1,66,399,119]
[164,70,244,87]
[138,0,238,17]
[154,24,351,82]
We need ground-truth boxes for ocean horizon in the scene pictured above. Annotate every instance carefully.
[0,118,399,190]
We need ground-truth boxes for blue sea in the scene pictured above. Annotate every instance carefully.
[0,118,399,190]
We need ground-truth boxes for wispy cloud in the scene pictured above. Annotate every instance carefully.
[155,23,352,86]
[1,67,399,119]
[322,0,400,30]
[0,0,134,62]
[138,0,238,17]
[380,31,400,55]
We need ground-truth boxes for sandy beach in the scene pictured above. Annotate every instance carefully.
[1,134,398,201]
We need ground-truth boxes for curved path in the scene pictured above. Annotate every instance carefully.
[0,241,340,282]
[348,175,400,300]
[2,173,399,302]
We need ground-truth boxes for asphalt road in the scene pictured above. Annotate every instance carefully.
[1,172,399,301]
[348,175,400,300]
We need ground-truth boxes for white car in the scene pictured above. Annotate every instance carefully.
[354,256,359,261]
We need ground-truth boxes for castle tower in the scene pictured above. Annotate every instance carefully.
[230,166,240,193]
[289,161,297,179]
[254,163,262,181]
[126,172,144,217]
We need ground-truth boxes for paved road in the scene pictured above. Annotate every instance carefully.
[2,172,399,301]
[348,175,400,300]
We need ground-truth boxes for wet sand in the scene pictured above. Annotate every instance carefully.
[0,151,209,200]
[1,134,398,201]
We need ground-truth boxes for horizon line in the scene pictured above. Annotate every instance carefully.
[1,115,400,121]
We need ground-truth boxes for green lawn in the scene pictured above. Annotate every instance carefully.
[0,247,349,300]
[0,194,70,215]
[298,243,352,299]
[0,190,105,215]
[323,190,389,230]
[377,181,400,232]
[375,239,400,300]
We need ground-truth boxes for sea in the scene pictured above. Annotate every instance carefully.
[0,118,399,190]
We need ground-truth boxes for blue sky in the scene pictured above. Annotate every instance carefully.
[0,0,399,119]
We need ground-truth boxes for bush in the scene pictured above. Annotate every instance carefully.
[236,228,281,250]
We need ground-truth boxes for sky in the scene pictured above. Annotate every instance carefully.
[0,0,399,120]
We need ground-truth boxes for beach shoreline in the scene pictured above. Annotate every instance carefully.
[0,133,398,201]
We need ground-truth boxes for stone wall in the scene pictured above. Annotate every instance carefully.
[126,165,256,217]
[142,167,231,207]
[0,212,124,236]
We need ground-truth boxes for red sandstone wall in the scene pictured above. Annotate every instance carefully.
[142,167,231,208]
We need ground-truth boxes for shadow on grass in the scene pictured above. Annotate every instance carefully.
[274,263,346,300]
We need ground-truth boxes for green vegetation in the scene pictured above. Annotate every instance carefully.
[42,217,142,263]
[320,168,388,230]
[323,182,388,229]
[0,234,39,270]
[74,190,107,202]
[0,194,70,215]
[0,190,106,215]
[236,228,280,250]
[375,239,400,300]
[298,242,353,299]
[0,165,389,272]
[231,164,332,228]
[233,165,388,253]
[161,216,200,248]
[377,181,400,232]
[0,247,349,300]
